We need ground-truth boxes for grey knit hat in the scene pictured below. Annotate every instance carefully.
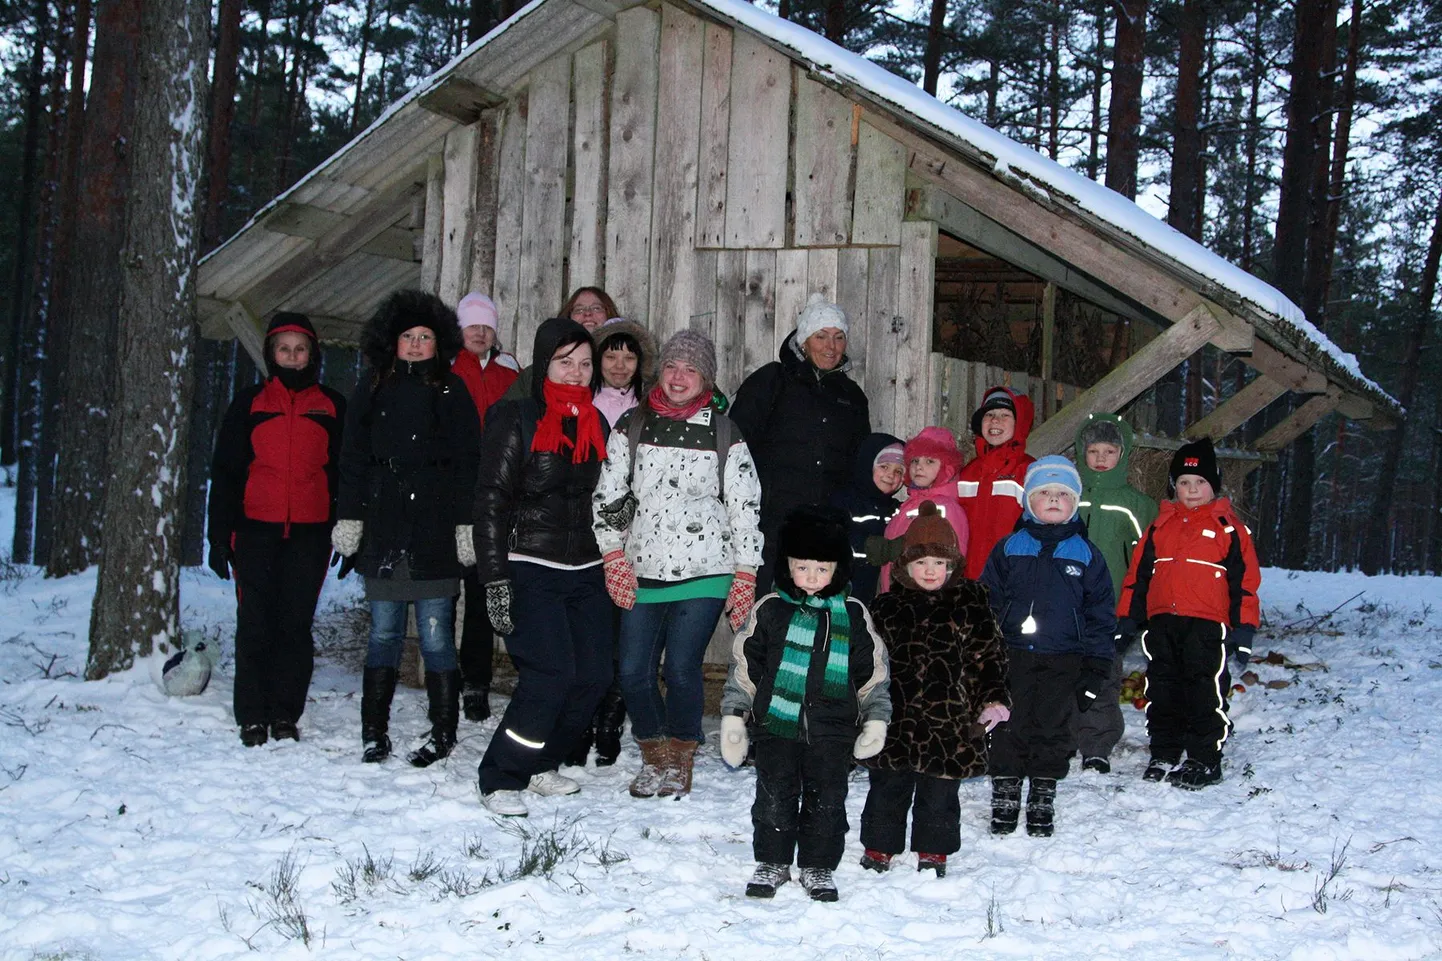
[1078,419,1124,451]
[659,329,717,388]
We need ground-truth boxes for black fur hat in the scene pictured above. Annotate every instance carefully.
[775,504,852,598]
[359,289,463,371]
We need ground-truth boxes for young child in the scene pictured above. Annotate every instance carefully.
[1069,414,1159,774]
[830,433,905,605]
[959,386,1036,581]
[860,502,1009,877]
[720,505,891,902]
[1116,437,1260,789]
[877,427,969,594]
[980,456,1116,836]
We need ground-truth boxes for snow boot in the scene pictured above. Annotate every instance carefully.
[270,720,299,742]
[629,738,671,798]
[360,666,397,763]
[656,738,698,797]
[746,862,791,898]
[592,685,626,767]
[409,669,460,768]
[1026,777,1057,837]
[1143,757,1176,782]
[917,853,947,877]
[859,849,892,873]
[799,867,839,902]
[1167,758,1222,790]
[1081,756,1110,774]
[565,725,594,768]
[462,686,490,723]
[240,724,269,747]
[990,776,1022,835]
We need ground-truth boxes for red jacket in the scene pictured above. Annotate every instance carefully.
[452,348,519,428]
[1117,497,1260,631]
[957,387,1035,580]
[208,377,345,540]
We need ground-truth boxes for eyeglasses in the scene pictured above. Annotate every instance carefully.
[400,332,435,343]
[571,304,608,317]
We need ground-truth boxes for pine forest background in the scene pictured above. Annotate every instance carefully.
[0,0,1439,608]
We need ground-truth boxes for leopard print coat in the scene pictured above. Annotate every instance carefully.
[864,577,1009,780]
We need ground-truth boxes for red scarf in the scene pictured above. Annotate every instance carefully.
[646,384,713,422]
[534,380,608,463]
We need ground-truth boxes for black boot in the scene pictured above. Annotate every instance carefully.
[361,667,397,763]
[565,725,594,767]
[592,683,626,767]
[462,687,490,723]
[990,776,1022,835]
[409,669,460,768]
[1026,777,1057,837]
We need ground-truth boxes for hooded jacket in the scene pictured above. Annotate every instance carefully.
[958,386,1036,580]
[472,317,608,584]
[1074,413,1158,598]
[829,432,904,604]
[881,427,970,594]
[451,346,519,429]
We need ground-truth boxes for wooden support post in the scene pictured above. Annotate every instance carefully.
[1026,304,1220,456]
[223,300,266,369]
[438,124,480,305]
[1183,374,1288,441]
[1040,281,1056,417]
[418,153,445,295]
[1254,389,1340,452]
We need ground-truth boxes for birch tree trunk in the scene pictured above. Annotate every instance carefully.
[87,0,209,679]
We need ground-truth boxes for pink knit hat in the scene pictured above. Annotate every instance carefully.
[457,292,499,330]
[903,426,963,486]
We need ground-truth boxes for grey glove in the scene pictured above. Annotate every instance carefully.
[455,525,476,568]
[486,579,514,636]
[331,519,363,557]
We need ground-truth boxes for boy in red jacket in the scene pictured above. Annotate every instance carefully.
[1116,438,1261,789]
[957,386,1035,581]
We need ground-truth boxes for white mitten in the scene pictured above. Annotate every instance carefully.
[977,703,1011,732]
[331,519,363,556]
[455,525,476,567]
[853,719,887,759]
[719,715,749,769]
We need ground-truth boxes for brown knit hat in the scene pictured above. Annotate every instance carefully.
[897,501,962,567]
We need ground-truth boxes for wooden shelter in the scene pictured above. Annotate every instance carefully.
[198,0,1398,472]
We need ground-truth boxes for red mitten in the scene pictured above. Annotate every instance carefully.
[602,550,637,610]
[726,571,757,631]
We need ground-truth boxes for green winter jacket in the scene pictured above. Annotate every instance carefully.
[1075,413,1159,598]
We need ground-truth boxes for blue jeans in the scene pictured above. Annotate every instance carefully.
[617,596,726,743]
[366,597,458,672]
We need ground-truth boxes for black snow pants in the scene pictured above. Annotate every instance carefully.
[752,736,852,870]
[1141,614,1231,767]
[859,768,962,856]
[988,648,1081,780]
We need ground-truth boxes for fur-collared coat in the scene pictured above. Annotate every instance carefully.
[864,577,1008,780]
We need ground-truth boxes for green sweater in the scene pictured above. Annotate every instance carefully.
[1075,413,1159,598]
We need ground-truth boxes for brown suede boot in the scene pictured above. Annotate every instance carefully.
[629,738,671,798]
[656,738,698,797]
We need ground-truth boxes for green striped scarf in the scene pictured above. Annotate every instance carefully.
[763,590,851,739]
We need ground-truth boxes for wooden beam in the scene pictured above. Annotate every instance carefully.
[1336,392,1374,421]
[1183,373,1288,441]
[416,76,505,125]
[359,226,419,262]
[1242,338,1327,393]
[1206,303,1254,352]
[418,153,445,294]
[1026,304,1220,455]
[438,124,480,304]
[224,300,266,368]
[1255,389,1340,452]
[262,202,343,239]
[1040,281,1056,381]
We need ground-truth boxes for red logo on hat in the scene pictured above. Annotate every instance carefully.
[1184,457,1199,467]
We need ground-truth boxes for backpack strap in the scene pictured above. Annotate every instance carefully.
[714,411,734,499]
[625,404,649,491]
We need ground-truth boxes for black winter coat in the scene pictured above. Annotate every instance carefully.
[730,331,870,535]
[829,431,903,604]
[337,361,482,580]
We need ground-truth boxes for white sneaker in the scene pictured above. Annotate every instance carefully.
[481,789,529,817]
[527,770,581,796]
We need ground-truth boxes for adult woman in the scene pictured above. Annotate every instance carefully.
[331,290,482,768]
[592,330,763,797]
[730,293,871,593]
[209,312,345,747]
[450,292,521,723]
[474,317,612,817]
[503,288,622,403]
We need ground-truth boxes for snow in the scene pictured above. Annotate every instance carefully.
[1,476,1440,959]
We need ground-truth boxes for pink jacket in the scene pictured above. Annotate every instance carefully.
[878,480,969,593]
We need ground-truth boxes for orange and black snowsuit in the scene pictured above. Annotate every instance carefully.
[957,387,1035,581]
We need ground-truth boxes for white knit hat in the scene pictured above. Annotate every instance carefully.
[795,292,848,343]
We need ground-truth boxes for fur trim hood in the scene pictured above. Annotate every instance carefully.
[360,289,463,371]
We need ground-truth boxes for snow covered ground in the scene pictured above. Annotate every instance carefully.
[2,489,1440,959]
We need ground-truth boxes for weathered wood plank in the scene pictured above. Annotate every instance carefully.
[807,247,839,303]
[715,249,747,395]
[851,121,906,246]
[492,95,528,351]
[438,123,480,305]
[223,300,267,369]
[468,109,502,295]
[1183,374,1288,441]
[606,6,660,322]
[743,249,777,375]
[1255,389,1340,452]
[695,22,733,249]
[835,246,869,392]
[417,75,505,125]
[793,75,854,247]
[865,246,901,435]
[724,32,789,248]
[568,41,609,292]
[893,220,937,438]
[649,3,705,341]
[1243,338,1328,393]
[518,55,570,343]
[419,153,445,295]
[774,249,809,356]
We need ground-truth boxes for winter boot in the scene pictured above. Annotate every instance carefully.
[240,724,269,748]
[629,738,671,798]
[592,685,627,767]
[656,738,698,797]
[1143,757,1177,782]
[360,666,397,763]
[409,669,460,768]
[1081,756,1110,774]
[270,720,299,742]
[859,849,892,873]
[565,725,594,768]
[1026,777,1057,837]
[799,867,839,902]
[745,862,791,898]
[1167,758,1222,790]
[990,776,1022,835]
[462,687,490,723]
[917,853,947,877]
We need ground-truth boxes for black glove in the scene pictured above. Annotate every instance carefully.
[330,551,356,580]
[207,542,232,581]
[486,579,514,635]
[1229,625,1255,667]
[1075,657,1111,713]
[863,534,905,567]
[1114,617,1139,654]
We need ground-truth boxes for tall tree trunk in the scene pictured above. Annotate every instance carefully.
[46,0,144,577]
[1104,0,1148,199]
[203,0,242,251]
[1239,0,1264,274]
[1046,8,1062,160]
[1169,0,1206,428]
[824,0,847,42]
[923,0,948,96]
[1086,0,1106,180]
[1429,363,1442,574]
[87,0,209,679]
[1361,193,1442,576]
[352,0,375,132]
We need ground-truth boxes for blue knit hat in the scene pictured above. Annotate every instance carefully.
[1024,456,1082,520]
